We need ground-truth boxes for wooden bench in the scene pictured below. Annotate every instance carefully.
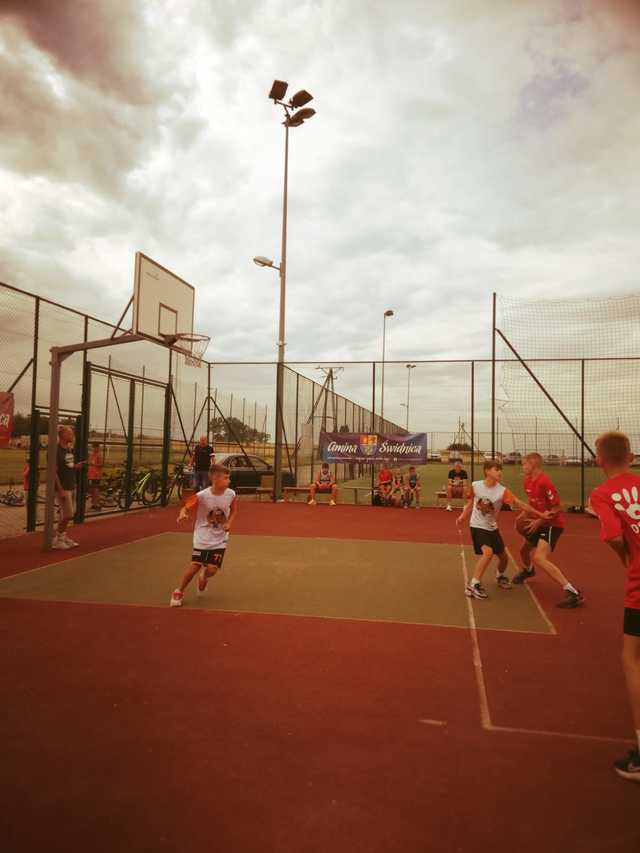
[435,489,467,509]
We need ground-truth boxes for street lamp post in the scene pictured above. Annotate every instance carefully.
[405,363,416,431]
[255,80,316,501]
[380,309,394,425]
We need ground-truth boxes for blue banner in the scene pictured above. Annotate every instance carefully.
[320,432,427,464]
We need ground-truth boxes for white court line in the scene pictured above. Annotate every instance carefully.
[419,719,448,727]
[504,545,557,636]
[458,530,493,729]
[459,534,635,744]
[489,724,634,745]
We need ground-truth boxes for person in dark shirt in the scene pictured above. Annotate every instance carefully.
[192,435,215,491]
[446,460,468,511]
[53,425,86,550]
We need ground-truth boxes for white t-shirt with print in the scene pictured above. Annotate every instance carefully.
[192,487,236,550]
[469,479,514,531]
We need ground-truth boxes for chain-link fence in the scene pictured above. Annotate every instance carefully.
[2,281,638,539]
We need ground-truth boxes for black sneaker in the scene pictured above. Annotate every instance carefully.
[557,589,584,609]
[512,567,535,585]
[496,574,512,590]
[465,582,488,600]
[613,750,640,782]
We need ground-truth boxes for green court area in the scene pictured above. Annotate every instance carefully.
[0,534,551,633]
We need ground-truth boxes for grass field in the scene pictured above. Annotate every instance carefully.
[0,447,609,506]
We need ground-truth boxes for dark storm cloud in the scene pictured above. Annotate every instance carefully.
[0,0,158,103]
[0,1,189,193]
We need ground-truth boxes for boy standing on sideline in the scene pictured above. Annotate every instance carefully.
[589,431,640,782]
[170,464,237,608]
[512,452,584,608]
[456,459,552,599]
[191,435,215,492]
[53,425,86,550]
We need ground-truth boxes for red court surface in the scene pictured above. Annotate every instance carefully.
[1,504,639,853]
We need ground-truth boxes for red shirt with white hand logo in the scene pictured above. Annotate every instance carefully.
[524,472,564,528]
[590,473,640,610]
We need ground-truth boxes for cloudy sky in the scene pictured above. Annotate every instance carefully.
[1,0,640,438]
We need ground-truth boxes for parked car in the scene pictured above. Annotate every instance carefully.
[427,451,442,462]
[448,455,463,464]
[215,453,296,491]
[631,453,640,467]
[483,451,503,462]
[544,454,561,465]
[503,452,522,465]
[563,456,581,466]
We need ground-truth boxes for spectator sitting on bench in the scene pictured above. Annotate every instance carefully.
[446,460,469,511]
[378,463,392,506]
[406,466,421,508]
[391,468,405,507]
[309,463,337,506]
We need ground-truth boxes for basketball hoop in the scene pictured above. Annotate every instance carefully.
[161,332,210,368]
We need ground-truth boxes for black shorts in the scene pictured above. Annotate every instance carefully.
[471,527,505,556]
[524,526,563,551]
[623,608,640,637]
[191,548,226,568]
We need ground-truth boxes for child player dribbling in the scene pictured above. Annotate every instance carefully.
[456,459,552,599]
[512,452,584,608]
[169,464,237,608]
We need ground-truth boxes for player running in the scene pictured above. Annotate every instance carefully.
[170,464,237,608]
[512,453,584,608]
[590,431,640,782]
[456,459,552,599]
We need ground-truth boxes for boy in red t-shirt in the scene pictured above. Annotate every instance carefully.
[590,432,640,782]
[512,453,583,608]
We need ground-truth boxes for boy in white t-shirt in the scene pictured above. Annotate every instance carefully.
[456,459,552,600]
[170,464,238,608]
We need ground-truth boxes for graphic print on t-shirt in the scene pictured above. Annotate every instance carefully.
[469,480,514,531]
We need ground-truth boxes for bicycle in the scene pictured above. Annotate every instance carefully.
[0,482,25,507]
[88,471,123,510]
[117,468,160,510]
[166,462,190,503]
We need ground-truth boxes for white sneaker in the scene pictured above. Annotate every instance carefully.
[63,534,79,547]
[169,590,183,608]
[329,500,336,506]
[308,499,316,506]
[52,536,71,550]
[445,505,452,512]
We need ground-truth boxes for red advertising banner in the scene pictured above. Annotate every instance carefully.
[0,391,14,448]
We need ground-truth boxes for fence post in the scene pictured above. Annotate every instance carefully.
[26,410,40,531]
[294,372,300,484]
[123,380,136,510]
[491,292,496,457]
[470,360,475,482]
[370,361,376,505]
[161,381,172,506]
[74,359,92,523]
[581,358,585,509]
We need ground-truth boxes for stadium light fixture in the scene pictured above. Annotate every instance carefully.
[289,89,313,109]
[253,256,279,269]
[284,107,316,127]
[269,80,288,101]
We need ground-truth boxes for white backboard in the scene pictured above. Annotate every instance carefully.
[133,252,194,342]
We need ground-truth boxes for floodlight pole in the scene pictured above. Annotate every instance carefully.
[381,310,393,424]
[405,364,416,430]
[272,122,289,502]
